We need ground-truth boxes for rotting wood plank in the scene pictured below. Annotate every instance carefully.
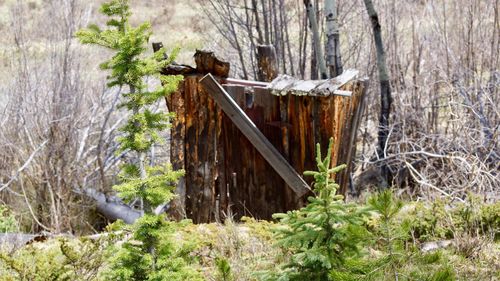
[194,50,230,77]
[222,78,269,88]
[222,77,352,97]
[221,85,291,219]
[200,74,311,197]
[183,76,218,223]
[267,69,358,96]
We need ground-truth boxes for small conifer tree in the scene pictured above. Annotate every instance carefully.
[77,0,184,214]
[263,138,369,281]
[366,190,456,281]
[366,189,407,280]
[77,1,202,280]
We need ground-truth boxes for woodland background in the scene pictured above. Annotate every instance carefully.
[0,0,498,233]
[0,0,498,280]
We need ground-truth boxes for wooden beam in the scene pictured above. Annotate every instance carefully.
[222,78,269,88]
[267,69,358,96]
[200,74,311,197]
[223,73,355,97]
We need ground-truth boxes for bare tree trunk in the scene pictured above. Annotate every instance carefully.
[229,16,249,79]
[244,0,259,78]
[304,0,327,79]
[261,0,270,44]
[363,0,392,187]
[325,0,343,77]
[310,35,318,79]
[298,0,308,78]
[280,0,294,75]
[252,0,264,44]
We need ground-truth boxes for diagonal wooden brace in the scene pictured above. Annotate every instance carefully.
[200,73,311,197]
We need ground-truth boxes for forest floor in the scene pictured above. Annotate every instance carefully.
[1,197,499,281]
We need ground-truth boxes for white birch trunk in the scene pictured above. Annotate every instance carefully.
[304,0,328,79]
[325,0,343,77]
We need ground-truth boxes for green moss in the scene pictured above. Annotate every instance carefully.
[240,217,275,241]
[0,237,107,281]
[406,196,500,242]
[0,203,498,281]
[0,205,18,233]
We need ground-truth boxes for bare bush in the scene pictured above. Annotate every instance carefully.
[198,0,312,79]
[0,0,128,233]
[354,0,499,200]
[199,0,499,199]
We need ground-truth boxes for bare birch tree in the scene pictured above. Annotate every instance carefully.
[324,0,343,77]
[304,0,328,79]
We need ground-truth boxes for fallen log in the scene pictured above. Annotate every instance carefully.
[0,233,45,252]
[82,188,141,224]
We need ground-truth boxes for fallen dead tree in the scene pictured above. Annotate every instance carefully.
[82,189,141,224]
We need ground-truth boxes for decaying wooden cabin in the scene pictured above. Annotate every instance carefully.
[154,44,367,223]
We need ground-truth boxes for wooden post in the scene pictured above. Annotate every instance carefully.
[257,45,278,82]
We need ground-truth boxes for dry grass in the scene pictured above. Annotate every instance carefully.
[177,218,277,281]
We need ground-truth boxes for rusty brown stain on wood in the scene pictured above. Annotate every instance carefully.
[335,80,367,194]
[181,76,220,223]
[273,83,366,197]
[164,81,186,220]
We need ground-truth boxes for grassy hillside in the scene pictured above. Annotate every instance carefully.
[0,0,212,83]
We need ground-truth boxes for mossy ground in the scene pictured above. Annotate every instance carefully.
[1,198,498,281]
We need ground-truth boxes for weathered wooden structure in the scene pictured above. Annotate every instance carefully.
[160,49,366,223]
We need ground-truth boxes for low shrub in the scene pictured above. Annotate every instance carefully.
[0,205,18,233]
